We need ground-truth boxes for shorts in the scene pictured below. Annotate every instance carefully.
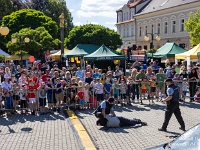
[29,98,36,103]
[47,94,54,103]
[78,100,85,105]
[114,94,119,99]
[20,100,27,109]
[39,98,47,107]
[13,95,20,100]
[141,89,146,93]
[120,93,126,99]
[5,96,13,109]
[55,92,63,103]
[151,87,156,92]
[97,94,104,101]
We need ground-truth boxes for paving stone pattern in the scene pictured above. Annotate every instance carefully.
[0,112,80,150]
[76,101,200,150]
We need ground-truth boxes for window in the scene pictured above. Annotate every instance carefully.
[132,25,134,36]
[157,23,160,34]
[145,26,148,35]
[180,19,184,32]
[164,22,168,34]
[172,21,176,33]
[127,27,129,37]
[151,25,154,34]
[124,13,125,21]
[127,12,128,20]
[144,45,147,50]
[139,27,142,36]
[123,28,125,37]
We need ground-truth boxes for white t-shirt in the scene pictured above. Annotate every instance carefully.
[94,83,103,94]
[1,81,13,91]
[106,115,120,127]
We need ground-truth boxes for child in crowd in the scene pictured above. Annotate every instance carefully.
[12,83,20,113]
[0,86,3,115]
[149,76,156,104]
[77,87,85,109]
[119,79,127,104]
[182,78,188,102]
[112,78,119,104]
[84,84,90,109]
[140,77,149,104]
[19,84,27,114]
[194,86,200,101]
[37,82,47,115]
[104,79,112,100]
[173,73,183,101]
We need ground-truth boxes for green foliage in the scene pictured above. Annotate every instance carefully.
[0,0,14,19]
[147,48,157,53]
[2,9,58,40]
[15,50,28,56]
[185,9,200,46]
[7,27,60,57]
[65,24,122,50]
[42,0,74,37]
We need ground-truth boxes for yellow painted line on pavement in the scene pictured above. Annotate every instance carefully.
[67,110,96,150]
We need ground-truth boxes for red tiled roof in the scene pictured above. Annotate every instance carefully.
[116,0,144,12]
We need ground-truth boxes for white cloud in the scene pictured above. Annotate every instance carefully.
[74,22,82,26]
[77,10,116,18]
[77,0,127,18]
[69,9,74,12]
[91,22,99,24]
[105,22,116,25]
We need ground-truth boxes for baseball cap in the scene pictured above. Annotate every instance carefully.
[165,78,173,82]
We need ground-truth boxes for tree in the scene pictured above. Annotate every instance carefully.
[2,9,58,40]
[185,9,200,46]
[0,0,14,19]
[65,24,122,50]
[7,27,60,57]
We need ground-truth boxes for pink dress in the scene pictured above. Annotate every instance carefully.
[84,89,89,102]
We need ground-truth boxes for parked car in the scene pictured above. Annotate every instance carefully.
[148,123,200,150]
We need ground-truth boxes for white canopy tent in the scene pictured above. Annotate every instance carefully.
[0,49,10,57]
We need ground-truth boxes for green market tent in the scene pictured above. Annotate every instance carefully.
[84,44,126,61]
[147,42,187,58]
[64,44,100,58]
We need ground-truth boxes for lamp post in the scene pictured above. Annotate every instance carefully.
[59,13,64,63]
[11,35,30,66]
[0,20,9,36]
[144,33,161,61]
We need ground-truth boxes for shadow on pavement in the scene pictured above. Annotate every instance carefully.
[99,126,129,133]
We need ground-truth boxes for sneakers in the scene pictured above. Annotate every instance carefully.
[158,128,167,132]
[141,122,147,126]
[179,127,186,131]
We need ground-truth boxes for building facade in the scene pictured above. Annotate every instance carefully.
[116,0,200,50]
[116,0,151,48]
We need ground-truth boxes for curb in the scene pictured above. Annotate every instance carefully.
[64,109,97,150]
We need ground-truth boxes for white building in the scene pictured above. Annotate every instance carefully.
[116,0,151,48]
[116,0,200,50]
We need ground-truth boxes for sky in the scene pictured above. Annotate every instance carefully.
[66,0,128,31]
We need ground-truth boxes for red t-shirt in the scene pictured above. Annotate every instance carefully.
[32,77,39,88]
[41,74,51,83]
[27,85,37,98]
[77,91,84,100]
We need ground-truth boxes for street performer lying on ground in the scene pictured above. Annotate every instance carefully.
[93,97,147,127]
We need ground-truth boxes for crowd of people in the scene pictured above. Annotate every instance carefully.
[0,59,199,117]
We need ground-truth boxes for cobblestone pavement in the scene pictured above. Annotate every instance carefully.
[76,100,200,150]
[0,110,81,150]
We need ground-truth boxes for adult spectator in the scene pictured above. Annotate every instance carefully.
[156,68,167,99]
[130,68,139,102]
[75,67,84,81]
[188,68,198,102]
[93,68,101,79]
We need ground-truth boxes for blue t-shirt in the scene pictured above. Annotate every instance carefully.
[104,83,111,94]
[46,83,54,95]
[55,83,62,94]
[93,73,101,79]
[76,71,83,80]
